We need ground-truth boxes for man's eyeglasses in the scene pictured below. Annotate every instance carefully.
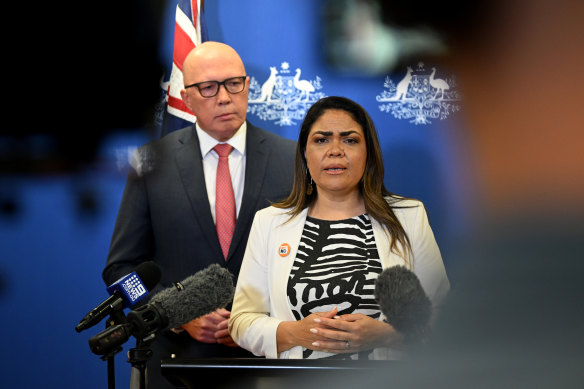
[184,76,247,98]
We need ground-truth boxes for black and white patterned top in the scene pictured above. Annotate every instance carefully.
[287,214,382,359]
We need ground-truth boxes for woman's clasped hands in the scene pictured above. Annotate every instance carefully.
[277,307,403,354]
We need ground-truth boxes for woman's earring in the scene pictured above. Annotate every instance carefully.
[306,177,313,195]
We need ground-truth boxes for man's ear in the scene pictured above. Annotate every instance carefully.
[180,89,192,112]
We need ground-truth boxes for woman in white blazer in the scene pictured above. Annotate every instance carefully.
[229,96,449,360]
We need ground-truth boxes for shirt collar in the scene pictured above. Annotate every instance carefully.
[196,121,247,157]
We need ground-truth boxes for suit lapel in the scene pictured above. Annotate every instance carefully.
[175,126,224,260]
[272,208,307,321]
[228,123,268,260]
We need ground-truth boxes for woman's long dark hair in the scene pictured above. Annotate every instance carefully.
[273,96,412,260]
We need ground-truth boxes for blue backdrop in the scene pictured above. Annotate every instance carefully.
[0,1,473,387]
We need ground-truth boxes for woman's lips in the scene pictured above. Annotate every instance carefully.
[324,166,347,174]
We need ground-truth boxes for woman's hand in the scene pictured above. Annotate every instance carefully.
[276,307,340,353]
[310,313,404,353]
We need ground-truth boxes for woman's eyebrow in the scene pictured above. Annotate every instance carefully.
[311,130,360,136]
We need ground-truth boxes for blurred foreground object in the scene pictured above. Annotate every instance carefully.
[1,0,165,174]
[314,0,584,387]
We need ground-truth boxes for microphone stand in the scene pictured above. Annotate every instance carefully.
[128,335,155,389]
[105,307,127,389]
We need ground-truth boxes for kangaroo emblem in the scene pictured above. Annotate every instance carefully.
[394,66,413,100]
[254,66,278,102]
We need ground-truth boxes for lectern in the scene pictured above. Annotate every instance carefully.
[161,358,398,388]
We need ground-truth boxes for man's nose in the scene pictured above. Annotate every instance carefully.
[216,84,232,103]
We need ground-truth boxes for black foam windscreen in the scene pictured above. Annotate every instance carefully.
[374,265,432,343]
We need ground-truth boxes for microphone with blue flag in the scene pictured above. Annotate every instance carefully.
[75,261,161,333]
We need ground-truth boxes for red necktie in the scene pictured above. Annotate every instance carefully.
[214,144,235,260]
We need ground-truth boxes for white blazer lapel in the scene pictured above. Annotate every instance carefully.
[371,217,411,270]
[270,208,308,322]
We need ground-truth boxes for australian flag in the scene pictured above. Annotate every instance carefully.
[157,0,208,137]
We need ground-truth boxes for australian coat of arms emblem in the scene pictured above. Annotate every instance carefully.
[247,62,326,126]
[376,63,461,125]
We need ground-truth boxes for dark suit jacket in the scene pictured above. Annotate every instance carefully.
[103,122,296,388]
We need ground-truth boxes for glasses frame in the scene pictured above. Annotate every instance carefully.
[184,76,247,98]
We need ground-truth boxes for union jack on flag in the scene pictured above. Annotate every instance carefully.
[159,0,207,137]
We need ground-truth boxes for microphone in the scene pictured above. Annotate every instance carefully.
[75,261,161,333]
[374,265,432,344]
[88,263,234,356]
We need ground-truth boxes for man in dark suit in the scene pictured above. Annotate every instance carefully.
[103,41,296,388]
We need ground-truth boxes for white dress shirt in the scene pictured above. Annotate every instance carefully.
[196,122,247,223]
